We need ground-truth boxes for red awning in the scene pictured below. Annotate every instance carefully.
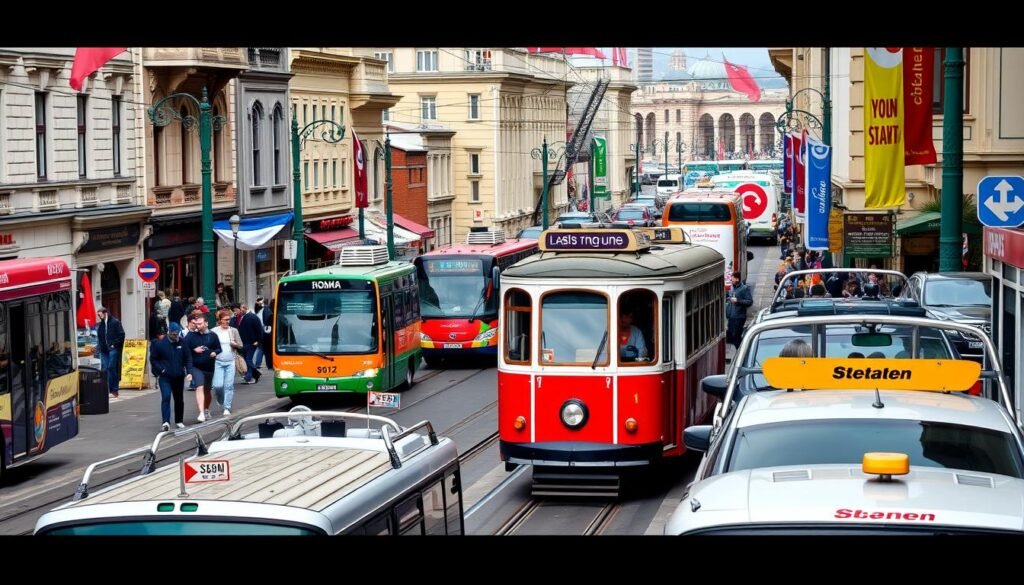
[307,228,361,251]
[0,257,72,301]
[393,213,435,238]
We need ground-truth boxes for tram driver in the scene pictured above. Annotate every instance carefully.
[618,307,648,361]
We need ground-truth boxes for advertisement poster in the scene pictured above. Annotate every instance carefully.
[119,339,148,389]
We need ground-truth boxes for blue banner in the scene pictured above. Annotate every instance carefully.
[805,141,832,251]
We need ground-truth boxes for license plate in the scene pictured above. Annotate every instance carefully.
[316,384,337,391]
[443,343,462,349]
[968,342,983,349]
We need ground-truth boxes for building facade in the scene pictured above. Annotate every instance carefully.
[567,64,638,209]
[632,56,788,164]
[382,47,570,241]
[141,47,245,308]
[0,47,149,341]
[635,48,653,84]
[234,47,293,302]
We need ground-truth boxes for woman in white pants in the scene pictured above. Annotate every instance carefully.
[211,309,243,416]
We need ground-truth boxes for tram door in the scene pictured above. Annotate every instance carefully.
[381,294,395,390]
[661,294,678,449]
[8,302,43,458]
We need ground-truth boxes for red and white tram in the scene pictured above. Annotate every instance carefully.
[497,227,726,493]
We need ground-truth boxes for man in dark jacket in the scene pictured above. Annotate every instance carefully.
[150,322,193,430]
[184,313,222,422]
[237,303,264,384]
[96,307,125,398]
[725,272,753,350]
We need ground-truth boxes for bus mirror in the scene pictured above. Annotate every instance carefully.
[747,251,755,262]
[492,266,500,291]
[701,375,728,401]
[683,425,712,452]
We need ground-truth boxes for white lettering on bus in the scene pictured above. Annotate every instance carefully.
[311,281,343,290]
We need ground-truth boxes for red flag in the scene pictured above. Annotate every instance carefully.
[352,130,368,208]
[528,47,608,60]
[717,137,725,161]
[612,48,628,66]
[69,48,126,91]
[76,272,97,329]
[723,57,761,102]
[903,47,937,165]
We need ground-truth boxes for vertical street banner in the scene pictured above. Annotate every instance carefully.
[783,133,794,195]
[793,131,806,218]
[805,140,832,251]
[592,136,608,199]
[903,47,937,165]
[120,339,148,389]
[864,48,906,208]
[352,129,369,208]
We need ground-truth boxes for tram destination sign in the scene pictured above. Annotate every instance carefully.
[545,231,629,250]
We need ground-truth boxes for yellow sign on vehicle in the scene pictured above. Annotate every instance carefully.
[762,357,982,392]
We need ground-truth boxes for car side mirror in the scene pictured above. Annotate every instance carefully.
[683,425,712,452]
[701,375,728,401]
[747,251,755,261]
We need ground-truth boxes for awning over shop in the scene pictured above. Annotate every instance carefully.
[213,211,294,251]
[363,218,420,246]
[393,213,435,239]
[307,228,361,252]
[896,211,982,236]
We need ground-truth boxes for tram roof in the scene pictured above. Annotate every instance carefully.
[503,243,724,279]
[281,260,414,281]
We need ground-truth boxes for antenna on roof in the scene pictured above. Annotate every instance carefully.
[872,388,885,409]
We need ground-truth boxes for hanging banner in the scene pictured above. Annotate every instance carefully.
[903,47,937,166]
[119,339,149,389]
[353,129,369,208]
[864,48,906,208]
[783,133,794,195]
[793,131,806,218]
[805,141,832,251]
[212,212,293,251]
[592,136,609,199]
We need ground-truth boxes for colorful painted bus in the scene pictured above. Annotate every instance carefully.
[272,246,421,400]
[1,257,80,481]
[415,228,538,367]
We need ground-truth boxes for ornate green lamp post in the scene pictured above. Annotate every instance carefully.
[148,87,226,303]
[939,48,965,273]
[531,138,566,229]
[291,113,345,273]
[629,142,643,199]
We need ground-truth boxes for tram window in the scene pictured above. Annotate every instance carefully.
[541,291,608,366]
[504,288,531,365]
[422,479,446,535]
[396,494,425,535]
[618,289,656,365]
[44,311,72,378]
[444,471,463,535]
[685,280,725,359]
[359,512,392,536]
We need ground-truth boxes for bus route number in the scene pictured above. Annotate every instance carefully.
[317,366,337,375]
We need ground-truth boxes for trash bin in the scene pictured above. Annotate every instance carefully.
[79,366,109,415]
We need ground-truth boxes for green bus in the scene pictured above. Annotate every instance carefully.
[272,246,421,399]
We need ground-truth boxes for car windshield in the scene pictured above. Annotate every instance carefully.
[518,227,543,239]
[615,209,646,220]
[668,202,731,222]
[925,278,992,307]
[727,419,1024,478]
[416,258,493,319]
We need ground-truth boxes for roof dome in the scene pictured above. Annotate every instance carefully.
[687,56,729,90]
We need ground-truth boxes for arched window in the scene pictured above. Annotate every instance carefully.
[273,104,283,185]
[251,101,264,187]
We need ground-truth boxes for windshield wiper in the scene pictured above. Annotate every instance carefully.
[467,286,489,323]
[593,331,608,370]
[303,348,335,362]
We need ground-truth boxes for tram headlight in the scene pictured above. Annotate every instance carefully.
[276,370,295,379]
[514,416,527,431]
[473,328,497,342]
[560,399,588,430]
[420,332,432,341]
[625,418,638,433]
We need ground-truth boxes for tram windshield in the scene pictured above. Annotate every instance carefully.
[276,289,378,355]
[540,291,609,366]
[417,258,495,319]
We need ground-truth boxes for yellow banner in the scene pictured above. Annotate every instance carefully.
[120,339,149,389]
[828,208,845,253]
[45,371,79,406]
[0,393,10,422]
[763,357,981,392]
[864,48,905,209]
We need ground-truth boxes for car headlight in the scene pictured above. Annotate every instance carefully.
[355,368,379,378]
[560,399,588,429]
[474,328,497,341]
[275,370,295,379]
[420,332,432,341]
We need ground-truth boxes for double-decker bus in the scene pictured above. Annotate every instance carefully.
[272,246,421,400]
[415,228,537,367]
[1,257,80,481]
[497,227,726,496]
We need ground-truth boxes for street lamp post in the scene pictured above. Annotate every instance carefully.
[229,214,240,303]
[385,132,395,261]
[148,87,225,303]
[652,133,675,176]
[291,112,345,273]
[676,141,685,173]
[530,138,566,229]
[629,142,643,199]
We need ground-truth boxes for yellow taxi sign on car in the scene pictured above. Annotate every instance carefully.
[762,357,982,392]
[862,452,910,476]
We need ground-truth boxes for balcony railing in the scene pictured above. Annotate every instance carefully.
[247,48,283,70]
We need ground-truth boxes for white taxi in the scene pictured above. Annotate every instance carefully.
[666,314,1024,535]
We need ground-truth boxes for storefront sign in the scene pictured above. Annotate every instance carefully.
[317,217,353,231]
[119,339,148,389]
[255,248,271,263]
[844,213,894,257]
[0,233,16,246]
[984,227,1024,268]
[80,224,140,253]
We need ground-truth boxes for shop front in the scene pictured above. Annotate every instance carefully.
[305,215,362,270]
[983,226,1024,413]
[146,212,236,302]
[895,211,983,274]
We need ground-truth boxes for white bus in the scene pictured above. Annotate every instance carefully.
[711,172,782,244]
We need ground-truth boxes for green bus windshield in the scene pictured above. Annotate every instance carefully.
[42,520,321,536]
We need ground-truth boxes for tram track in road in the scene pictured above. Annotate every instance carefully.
[494,497,621,536]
